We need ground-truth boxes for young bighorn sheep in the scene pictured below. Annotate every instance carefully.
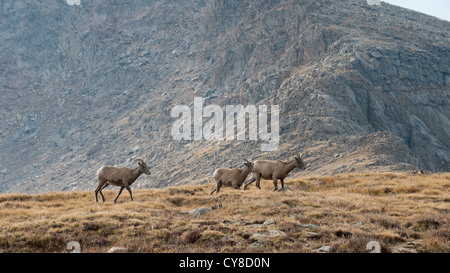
[243,153,305,191]
[95,159,151,203]
[209,159,254,195]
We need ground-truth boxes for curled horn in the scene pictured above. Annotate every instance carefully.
[135,158,145,165]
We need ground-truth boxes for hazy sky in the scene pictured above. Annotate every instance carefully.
[382,0,450,22]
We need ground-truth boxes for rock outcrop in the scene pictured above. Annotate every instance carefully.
[0,0,448,193]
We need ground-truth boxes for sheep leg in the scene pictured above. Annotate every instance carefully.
[95,185,101,202]
[277,179,291,191]
[95,182,107,202]
[272,178,279,191]
[279,178,285,191]
[255,173,262,189]
[114,187,125,203]
[125,186,133,201]
[216,181,222,194]
[98,183,109,202]
[243,176,256,190]
[209,185,217,195]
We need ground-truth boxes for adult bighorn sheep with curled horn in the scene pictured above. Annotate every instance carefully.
[243,153,305,192]
[209,159,254,195]
[95,158,151,203]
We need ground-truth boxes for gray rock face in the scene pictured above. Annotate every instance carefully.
[107,247,128,253]
[251,230,287,240]
[0,0,449,193]
[188,207,212,216]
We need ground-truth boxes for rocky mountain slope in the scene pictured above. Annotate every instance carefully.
[0,0,449,193]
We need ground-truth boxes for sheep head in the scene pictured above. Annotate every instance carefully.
[294,153,306,170]
[243,159,254,172]
[136,159,151,175]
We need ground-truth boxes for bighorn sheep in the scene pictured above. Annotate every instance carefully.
[209,159,254,195]
[95,159,151,203]
[243,153,305,191]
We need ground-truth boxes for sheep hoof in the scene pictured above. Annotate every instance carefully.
[277,186,291,192]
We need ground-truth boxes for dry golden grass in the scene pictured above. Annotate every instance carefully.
[0,173,448,253]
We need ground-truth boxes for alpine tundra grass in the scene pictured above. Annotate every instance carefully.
[0,173,448,253]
